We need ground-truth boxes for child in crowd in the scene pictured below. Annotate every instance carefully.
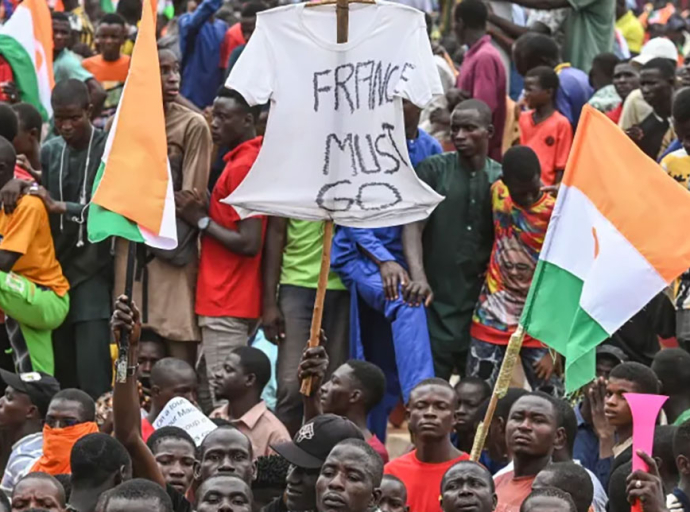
[378,474,409,512]
[145,426,197,495]
[210,346,290,459]
[519,66,573,187]
[454,377,490,453]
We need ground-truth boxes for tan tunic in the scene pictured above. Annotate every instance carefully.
[114,102,212,342]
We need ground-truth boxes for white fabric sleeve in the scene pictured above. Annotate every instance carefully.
[226,16,275,106]
[392,21,444,109]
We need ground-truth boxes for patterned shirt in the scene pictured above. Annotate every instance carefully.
[470,180,555,347]
[0,432,43,495]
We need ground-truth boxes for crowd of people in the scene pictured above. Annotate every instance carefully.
[1,0,690,510]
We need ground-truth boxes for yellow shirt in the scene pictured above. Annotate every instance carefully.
[661,147,690,187]
[0,196,69,296]
[616,11,645,54]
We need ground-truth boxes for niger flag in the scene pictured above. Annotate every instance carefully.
[520,106,690,393]
[87,0,176,250]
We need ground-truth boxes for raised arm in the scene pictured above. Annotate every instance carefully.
[111,295,166,488]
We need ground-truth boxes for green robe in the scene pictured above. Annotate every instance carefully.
[415,152,502,378]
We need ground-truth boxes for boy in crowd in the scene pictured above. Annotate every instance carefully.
[31,389,99,475]
[10,472,65,512]
[628,57,676,159]
[0,371,60,494]
[454,378,491,454]
[68,433,132,512]
[146,426,197,495]
[175,87,264,410]
[518,69,573,187]
[384,379,470,512]
[661,88,690,188]
[652,349,690,425]
[316,439,384,512]
[297,345,389,462]
[403,100,500,380]
[587,53,622,114]
[82,13,131,126]
[0,138,70,376]
[468,146,559,395]
[210,346,290,458]
[268,415,364,512]
[101,479,174,512]
[520,488,577,512]
[494,393,566,512]
[11,103,42,181]
[606,62,640,124]
[379,475,409,512]
[141,357,198,441]
[441,461,497,512]
[532,462,594,512]
[196,474,252,512]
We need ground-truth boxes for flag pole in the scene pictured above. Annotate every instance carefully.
[300,0,348,397]
[470,325,525,461]
[115,240,137,383]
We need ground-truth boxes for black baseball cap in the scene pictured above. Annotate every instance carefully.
[0,370,60,418]
[271,414,364,469]
[596,345,628,365]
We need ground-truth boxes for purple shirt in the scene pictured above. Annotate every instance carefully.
[555,65,593,129]
[457,35,506,162]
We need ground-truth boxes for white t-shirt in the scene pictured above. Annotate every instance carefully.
[225,1,444,228]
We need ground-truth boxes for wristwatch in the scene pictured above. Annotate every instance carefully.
[198,216,211,231]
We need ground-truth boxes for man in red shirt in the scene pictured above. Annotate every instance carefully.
[384,379,470,512]
[176,87,264,409]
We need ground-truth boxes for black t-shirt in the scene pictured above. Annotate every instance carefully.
[166,484,193,512]
[635,112,670,159]
[261,497,288,512]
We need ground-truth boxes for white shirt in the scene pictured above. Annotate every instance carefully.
[225,1,444,228]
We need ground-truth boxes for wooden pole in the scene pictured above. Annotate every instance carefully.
[300,0,348,397]
[116,241,137,383]
[470,325,526,461]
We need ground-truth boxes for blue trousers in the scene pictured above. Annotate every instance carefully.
[336,259,435,440]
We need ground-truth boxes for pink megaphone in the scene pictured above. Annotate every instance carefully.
[624,393,668,512]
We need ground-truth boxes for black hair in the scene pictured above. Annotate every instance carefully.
[146,426,196,457]
[591,53,620,80]
[409,378,458,407]
[502,146,541,183]
[381,474,408,500]
[452,99,492,126]
[215,87,261,121]
[100,13,126,26]
[196,474,253,507]
[70,433,131,487]
[674,420,690,461]
[116,0,142,23]
[454,377,491,402]
[240,0,268,18]
[525,65,560,95]
[54,474,72,502]
[199,425,254,461]
[51,79,90,110]
[537,463,592,512]
[521,487,577,512]
[515,33,559,71]
[253,455,290,490]
[14,472,66,506]
[51,388,96,422]
[0,103,18,142]
[654,425,679,481]
[674,87,690,124]
[12,103,42,137]
[345,359,386,412]
[653,348,690,395]
[331,438,384,487]
[0,137,16,174]
[150,357,196,389]
[441,460,494,493]
[453,0,487,30]
[609,361,660,394]
[510,391,563,427]
[555,399,577,457]
[103,479,172,512]
[210,417,233,427]
[51,11,70,21]
[608,461,632,512]
[642,57,677,81]
[231,346,271,392]
[475,388,529,424]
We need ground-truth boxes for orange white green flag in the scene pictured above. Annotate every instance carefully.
[87,0,176,250]
[0,0,54,120]
[520,105,690,393]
